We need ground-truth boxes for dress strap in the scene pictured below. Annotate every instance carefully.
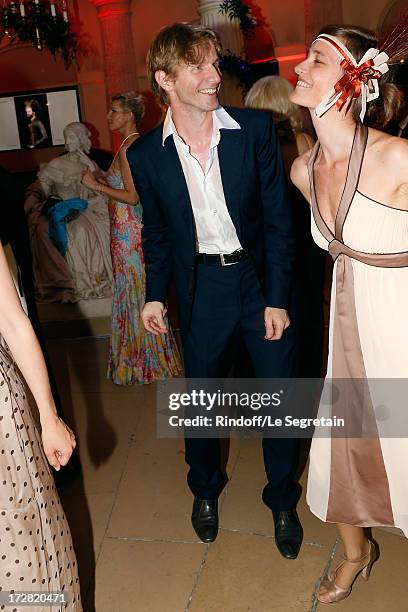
[307,123,368,244]
[307,140,320,208]
[335,123,368,241]
[307,140,331,242]
[328,238,408,267]
[110,132,139,172]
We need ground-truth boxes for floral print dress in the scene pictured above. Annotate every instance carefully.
[106,162,182,385]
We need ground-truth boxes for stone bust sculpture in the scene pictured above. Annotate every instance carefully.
[38,122,101,201]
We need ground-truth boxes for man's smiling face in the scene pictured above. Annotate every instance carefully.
[165,42,222,113]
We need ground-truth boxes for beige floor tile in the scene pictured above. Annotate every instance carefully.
[296,462,337,549]
[295,497,338,550]
[224,436,241,479]
[68,357,138,394]
[378,525,405,538]
[41,336,405,612]
[72,390,143,494]
[221,438,276,536]
[46,337,74,380]
[88,492,116,558]
[94,538,205,612]
[106,435,194,541]
[57,476,98,606]
[221,439,337,548]
[60,484,116,606]
[64,337,110,363]
[131,384,166,440]
[60,485,115,558]
[60,336,154,394]
[189,530,325,611]
[107,414,243,542]
[314,529,408,611]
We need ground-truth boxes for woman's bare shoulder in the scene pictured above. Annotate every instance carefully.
[290,149,312,190]
[367,127,408,184]
[368,127,408,161]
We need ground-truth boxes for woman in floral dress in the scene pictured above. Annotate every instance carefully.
[82,93,182,385]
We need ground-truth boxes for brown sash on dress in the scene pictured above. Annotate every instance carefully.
[307,123,408,527]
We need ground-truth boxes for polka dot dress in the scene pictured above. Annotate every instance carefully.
[0,342,82,611]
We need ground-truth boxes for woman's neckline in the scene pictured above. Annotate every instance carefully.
[356,190,408,213]
[311,123,361,238]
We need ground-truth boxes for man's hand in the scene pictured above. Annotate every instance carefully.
[264,307,290,341]
[141,301,168,335]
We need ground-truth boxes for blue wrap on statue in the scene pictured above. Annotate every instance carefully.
[47,197,88,255]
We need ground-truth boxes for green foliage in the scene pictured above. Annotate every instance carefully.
[219,0,257,36]
[218,1,260,93]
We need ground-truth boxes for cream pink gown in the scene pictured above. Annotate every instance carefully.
[306,123,408,537]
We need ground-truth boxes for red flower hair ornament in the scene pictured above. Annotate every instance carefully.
[313,34,389,122]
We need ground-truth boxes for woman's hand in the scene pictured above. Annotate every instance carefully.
[41,414,77,471]
[81,169,100,191]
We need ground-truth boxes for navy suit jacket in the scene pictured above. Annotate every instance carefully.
[127,106,295,332]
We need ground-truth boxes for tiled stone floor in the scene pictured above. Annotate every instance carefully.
[46,337,407,612]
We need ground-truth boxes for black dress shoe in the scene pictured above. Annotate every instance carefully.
[191,498,218,543]
[273,509,303,559]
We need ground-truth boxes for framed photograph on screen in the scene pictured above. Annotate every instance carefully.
[0,86,81,152]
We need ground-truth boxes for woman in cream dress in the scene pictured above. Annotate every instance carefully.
[290,24,408,605]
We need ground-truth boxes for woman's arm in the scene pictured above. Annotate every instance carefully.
[0,244,75,469]
[81,145,139,205]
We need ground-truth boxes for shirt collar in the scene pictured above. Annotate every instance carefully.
[162,106,240,146]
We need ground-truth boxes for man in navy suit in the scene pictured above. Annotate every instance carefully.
[127,23,302,558]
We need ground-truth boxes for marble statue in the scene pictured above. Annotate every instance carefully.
[38,122,102,201]
[25,122,113,303]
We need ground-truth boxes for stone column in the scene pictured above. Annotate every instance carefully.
[91,0,138,148]
[304,0,343,46]
[198,0,245,56]
[197,0,245,106]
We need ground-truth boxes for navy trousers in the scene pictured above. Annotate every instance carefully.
[182,258,300,513]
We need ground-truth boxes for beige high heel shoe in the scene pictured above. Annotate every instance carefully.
[317,540,377,605]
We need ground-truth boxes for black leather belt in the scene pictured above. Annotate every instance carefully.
[196,249,248,266]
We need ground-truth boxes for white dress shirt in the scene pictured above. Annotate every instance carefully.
[162,107,243,254]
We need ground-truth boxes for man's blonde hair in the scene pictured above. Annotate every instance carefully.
[245,76,303,133]
[147,23,222,106]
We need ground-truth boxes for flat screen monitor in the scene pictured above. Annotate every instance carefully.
[0,86,81,152]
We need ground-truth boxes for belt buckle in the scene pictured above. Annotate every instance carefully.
[220,253,235,266]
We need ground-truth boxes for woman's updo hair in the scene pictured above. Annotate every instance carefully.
[318,24,404,128]
[244,76,303,133]
[111,91,145,125]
